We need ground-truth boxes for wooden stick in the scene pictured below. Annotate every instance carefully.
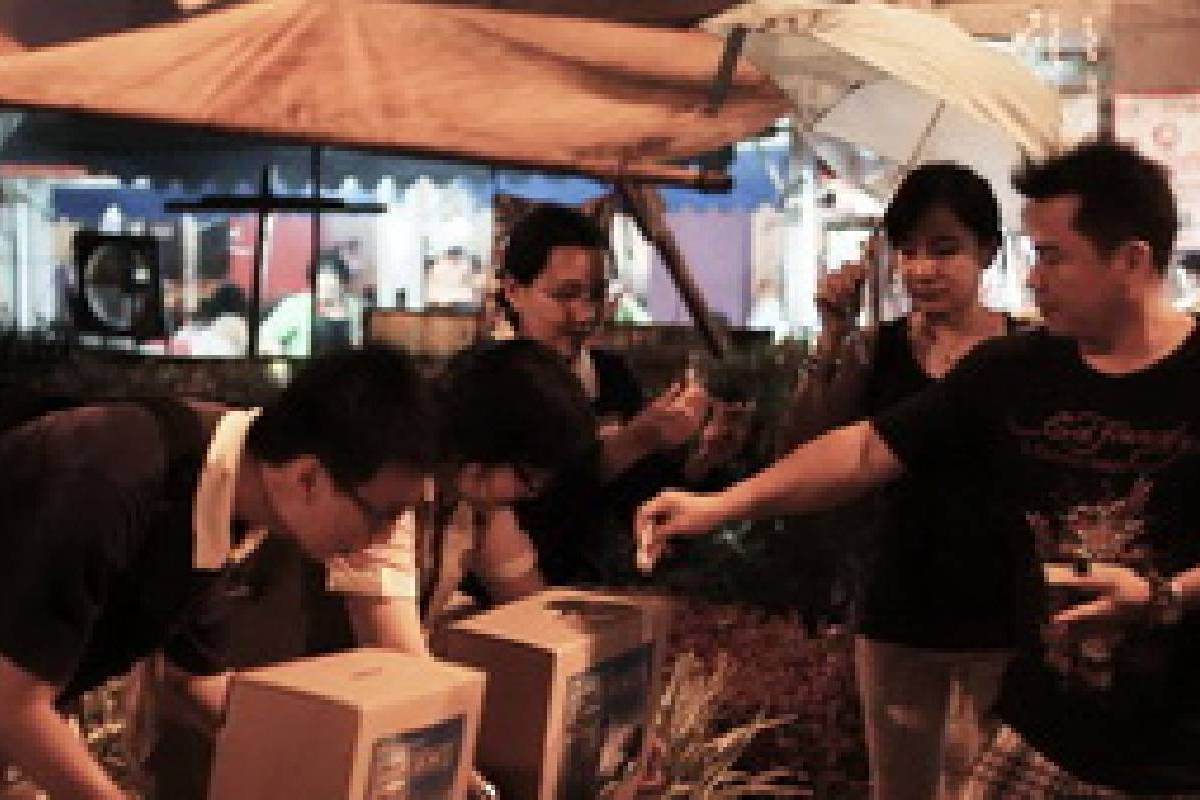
[616,181,731,357]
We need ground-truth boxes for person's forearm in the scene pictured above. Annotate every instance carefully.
[721,420,901,522]
[1,698,125,800]
[776,329,871,456]
[346,595,431,657]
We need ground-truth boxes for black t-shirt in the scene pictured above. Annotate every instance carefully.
[0,400,236,702]
[590,347,645,423]
[861,317,1025,649]
[518,348,676,584]
[872,324,1200,792]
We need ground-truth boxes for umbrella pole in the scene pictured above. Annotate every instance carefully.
[865,101,945,325]
[705,24,749,116]
[868,225,883,327]
[249,165,269,358]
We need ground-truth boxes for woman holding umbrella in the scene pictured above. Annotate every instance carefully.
[777,163,1025,800]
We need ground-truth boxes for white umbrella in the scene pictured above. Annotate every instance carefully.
[703,0,1062,223]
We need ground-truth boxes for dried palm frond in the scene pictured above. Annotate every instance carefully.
[615,651,810,799]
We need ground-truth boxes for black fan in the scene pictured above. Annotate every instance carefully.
[71,232,164,338]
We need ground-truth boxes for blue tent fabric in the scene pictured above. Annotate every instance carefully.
[486,142,786,211]
[46,142,789,223]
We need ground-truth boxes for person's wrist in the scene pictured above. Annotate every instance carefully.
[717,485,754,526]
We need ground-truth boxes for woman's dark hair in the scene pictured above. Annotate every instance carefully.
[884,162,1002,262]
[247,345,436,488]
[438,339,596,477]
[1013,138,1178,274]
[501,204,609,285]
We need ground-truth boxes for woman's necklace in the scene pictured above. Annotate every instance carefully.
[910,310,1003,379]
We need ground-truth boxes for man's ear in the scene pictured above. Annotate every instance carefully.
[496,277,523,326]
[1117,239,1156,278]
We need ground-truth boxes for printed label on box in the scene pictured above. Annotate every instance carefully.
[366,715,465,800]
[557,644,652,800]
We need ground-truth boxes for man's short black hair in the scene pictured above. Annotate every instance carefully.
[884,162,1002,262]
[502,204,609,285]
[247,346,435,487]
[438,338,596,477]
[1013,139,1178,274]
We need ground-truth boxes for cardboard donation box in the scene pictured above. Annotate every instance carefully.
[441,589,671,800]
[208,648,485,800]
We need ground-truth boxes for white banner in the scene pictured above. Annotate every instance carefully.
[1115,94,1200,250]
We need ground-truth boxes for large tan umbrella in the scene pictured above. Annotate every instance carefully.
[0,0,788,185]
[0,0,787,355]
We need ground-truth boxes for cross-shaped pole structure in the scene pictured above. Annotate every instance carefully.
[166,149,385,356]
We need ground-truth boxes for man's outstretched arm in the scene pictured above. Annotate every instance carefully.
[637,420,903,566]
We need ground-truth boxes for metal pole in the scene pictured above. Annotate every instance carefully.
[310,145,322,353]
[1097,43,1115,138]
[248,166,269,357]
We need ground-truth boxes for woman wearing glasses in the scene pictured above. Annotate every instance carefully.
[495,203,751,583]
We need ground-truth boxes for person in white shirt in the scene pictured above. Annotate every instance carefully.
[328,339,597,655]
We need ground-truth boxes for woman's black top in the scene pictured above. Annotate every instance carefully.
[859,316,1024,650]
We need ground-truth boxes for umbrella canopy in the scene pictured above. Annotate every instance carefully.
[404,0,740,26]
[703,0,1062,221]
[0,0,788,186]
